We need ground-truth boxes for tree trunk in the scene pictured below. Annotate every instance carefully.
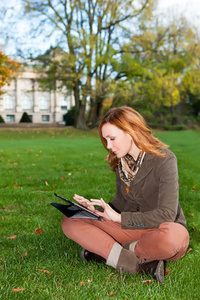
[88,101,103,128]
[76,104,88,130]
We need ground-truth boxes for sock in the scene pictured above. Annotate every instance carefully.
[106,242,123,269]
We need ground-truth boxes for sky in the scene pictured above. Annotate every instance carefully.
[157,0,200,25]
[0,0,200,58]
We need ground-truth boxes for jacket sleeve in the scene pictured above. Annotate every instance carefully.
[121,153,179,229]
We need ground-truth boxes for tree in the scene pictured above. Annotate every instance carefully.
[110,15,200,124]
[0,51,20,97]
[21,0,154,129]
[181,69,200,116]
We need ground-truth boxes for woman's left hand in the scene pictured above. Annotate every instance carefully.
[88,198,121,223]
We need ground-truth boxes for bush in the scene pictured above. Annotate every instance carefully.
[64,106,76,126]
[0,115,5,123]
[19,112,32,123]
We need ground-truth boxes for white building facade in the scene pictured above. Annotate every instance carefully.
[0,68,75,124]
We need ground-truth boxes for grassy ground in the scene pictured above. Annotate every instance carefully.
[0,128,199,300]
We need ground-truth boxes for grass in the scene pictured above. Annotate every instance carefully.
[0,128,199,300]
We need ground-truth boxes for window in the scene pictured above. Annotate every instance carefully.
[39,95,49,110]
[22,94,32,110]
[6,115,15,122]
[60,95,67,110]
[42,115,50,122]
[3,95,14,110]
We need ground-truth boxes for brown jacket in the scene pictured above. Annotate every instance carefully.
[109,150,187,229]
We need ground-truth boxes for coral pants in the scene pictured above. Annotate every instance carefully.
[61,216,189,262]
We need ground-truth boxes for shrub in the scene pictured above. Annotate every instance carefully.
[0,115,5,123]
[19,112,32,123]
[64,106,76,126]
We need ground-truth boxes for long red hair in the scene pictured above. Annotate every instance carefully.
[99,106,168,171]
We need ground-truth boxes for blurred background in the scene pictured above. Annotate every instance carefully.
[0,0,200,130]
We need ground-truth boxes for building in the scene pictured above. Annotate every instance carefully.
[0,67,75,124]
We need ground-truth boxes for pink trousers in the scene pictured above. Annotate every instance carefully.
[61,216,189,262]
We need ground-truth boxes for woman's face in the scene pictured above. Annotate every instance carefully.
[101,123,139,159]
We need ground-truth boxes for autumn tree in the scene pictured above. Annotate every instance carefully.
[110,15,200,124]
[0,51,20,97]
[20,0,155,129]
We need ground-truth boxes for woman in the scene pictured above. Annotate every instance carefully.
[61,106,189,283]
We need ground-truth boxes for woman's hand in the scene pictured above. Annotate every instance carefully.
[73,194,96,213]
[89,198,121,223]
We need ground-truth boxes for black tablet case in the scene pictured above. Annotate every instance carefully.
[51,193,102,221]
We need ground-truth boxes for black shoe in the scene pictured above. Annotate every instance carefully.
[154,260,165,283]
[139,260,165,283]
[81,248,105,263]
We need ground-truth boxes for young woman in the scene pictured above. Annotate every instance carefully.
[61,106,189,283]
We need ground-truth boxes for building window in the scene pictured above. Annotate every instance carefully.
[28,115,33,122]
[60,95,67,110]
[39,95,49,110]
[3,94,14,110]
[42,115,50,122]
[6,115,15,122]
[22,94,32,110]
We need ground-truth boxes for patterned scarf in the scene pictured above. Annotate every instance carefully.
[119,151,145,188]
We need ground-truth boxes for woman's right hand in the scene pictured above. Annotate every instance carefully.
[73,194,96,213]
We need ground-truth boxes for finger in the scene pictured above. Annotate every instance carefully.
[90,199,102,205]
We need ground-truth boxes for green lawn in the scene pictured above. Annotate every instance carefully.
[0,128,199,300]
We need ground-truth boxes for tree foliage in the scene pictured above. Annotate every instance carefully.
[110,16,200,125]
[0,51,20,97]
[21,0,154,129]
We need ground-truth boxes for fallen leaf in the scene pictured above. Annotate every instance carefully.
[61,177,66,181]
[13,288,25,292]
[192,227,195,232]
[108,291,115,296]
[87,279,92,283]
[23,252,27,257]
[45,181,48,186]
[165,267,169,276]
[187,248,193,253]
[142,279,154,285]
[7,235,17,239]
[19,257,23,261]
[85,170,87,173]
[79,279,91,286]
[36,269,50,274]
[188,213,194,217]
[34,228,44,235]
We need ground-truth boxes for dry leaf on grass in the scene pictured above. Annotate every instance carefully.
[187,247,193,253]
[13,288,25,292]
[7,235,17,239]
[80,279,92,286]
[142,279,154,285]
[108,291,115,296]
[36,269,50,274]
[34,228,44,235]
[165,267,170,276]
[188,213,194,217]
